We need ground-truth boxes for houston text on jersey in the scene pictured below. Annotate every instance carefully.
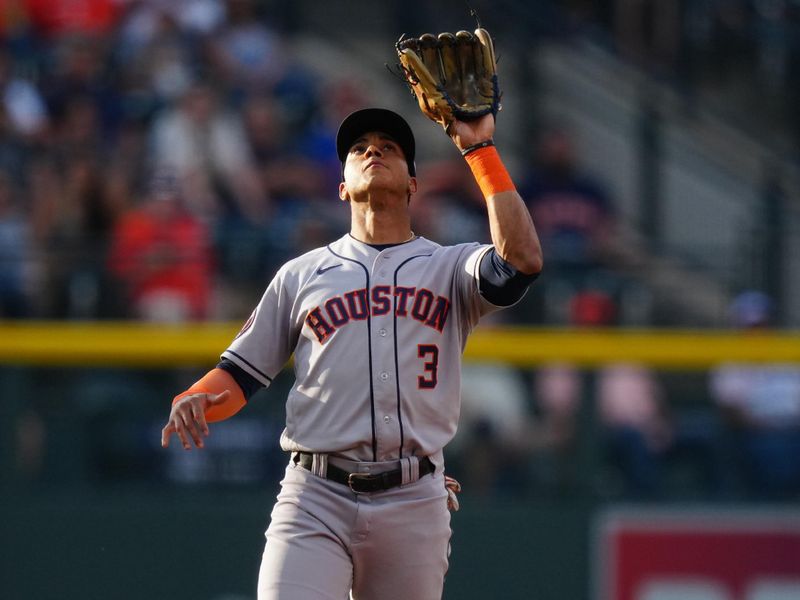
[305,286,451,342]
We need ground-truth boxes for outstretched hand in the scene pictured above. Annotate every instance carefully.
[161,390,231,450]
[447,113,495,152]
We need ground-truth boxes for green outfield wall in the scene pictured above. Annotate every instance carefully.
[1,490,589,600]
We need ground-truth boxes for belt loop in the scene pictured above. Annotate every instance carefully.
[400,456,420,485]
[311,453,328,478]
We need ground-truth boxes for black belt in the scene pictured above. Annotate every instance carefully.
[293,452,435,494]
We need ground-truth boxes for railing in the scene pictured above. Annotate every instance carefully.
[0,322,797,368]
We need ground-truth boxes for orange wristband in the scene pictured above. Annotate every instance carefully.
[173,368,247,423]
[464,145,516,198]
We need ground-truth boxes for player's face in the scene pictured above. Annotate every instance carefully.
[339,131,416,202]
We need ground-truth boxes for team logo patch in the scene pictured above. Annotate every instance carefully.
[234,310,257,340]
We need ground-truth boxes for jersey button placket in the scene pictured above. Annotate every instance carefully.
[372,251,400,459]
[378,252,390,277]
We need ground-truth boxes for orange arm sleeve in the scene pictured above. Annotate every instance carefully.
[172,368,247,423]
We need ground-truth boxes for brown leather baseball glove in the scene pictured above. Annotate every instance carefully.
[395,28,501,132]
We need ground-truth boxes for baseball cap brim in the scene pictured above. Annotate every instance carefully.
[336,108,416,176]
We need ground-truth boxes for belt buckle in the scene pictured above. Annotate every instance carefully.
[347,472,373,494]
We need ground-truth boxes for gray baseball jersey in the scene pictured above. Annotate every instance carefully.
[221,233,499,463]
[223,232,512,599]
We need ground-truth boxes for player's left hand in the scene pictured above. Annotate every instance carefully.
[447,113,495,153]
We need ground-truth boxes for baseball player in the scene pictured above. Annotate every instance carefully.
[161,106,543,599]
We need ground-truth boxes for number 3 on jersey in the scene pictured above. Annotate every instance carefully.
[417,344,439,389]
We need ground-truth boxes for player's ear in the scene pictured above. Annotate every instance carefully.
[338,182,349,202]
[408,177,417,195]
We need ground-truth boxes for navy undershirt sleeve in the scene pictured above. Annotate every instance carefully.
[216,358,264,401]
[478,248,540,306]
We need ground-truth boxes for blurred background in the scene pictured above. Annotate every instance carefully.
[1,0,799,599]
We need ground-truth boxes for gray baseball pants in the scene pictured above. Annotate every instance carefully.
[257,458,451,599]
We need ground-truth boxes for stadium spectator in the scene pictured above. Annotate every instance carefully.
[709,291,800,498]
[140,0,226,37]
[0,77,32,189]
[114,4,198,107]
[518,125,618,324]
[285,77,367,195]
[0,45,49,142]
[25,0,120,40]
[42,35,123,140]
[108,168,213,322]
[448,363,533,498]
[115,0,224,54]
[51,93,105,158]
[35,150,122,318]
[239,91,346,271]
[207,0,286,94]
[242,92,326,204]
[596,363,727,499]
[528,362,582,496]
[597,362,673,497]
[149,80,266,224]
[521,125,615,269]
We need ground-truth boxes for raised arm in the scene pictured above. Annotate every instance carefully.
[448,115,543,275]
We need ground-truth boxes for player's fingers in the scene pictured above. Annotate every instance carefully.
[179,410,204,448]
[190,401,209,437]
[161,422,175,448]
[173,413,192,450]
[445,476,462,493]
[447,490,460,512]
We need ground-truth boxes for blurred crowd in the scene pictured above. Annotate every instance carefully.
[0,0,366,322]
[1,3,798,322]
[0,0,648,327]
[2,0,799,504]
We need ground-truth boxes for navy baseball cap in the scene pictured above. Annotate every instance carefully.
[336,108,416,176]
